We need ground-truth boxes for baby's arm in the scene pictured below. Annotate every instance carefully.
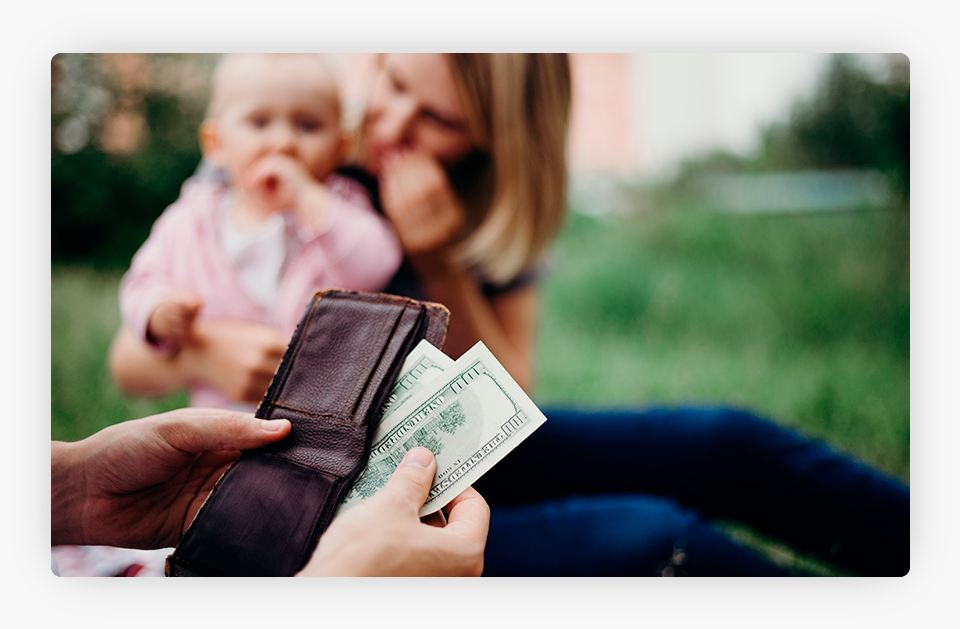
[299,175,402,288]
[243,155,334,232]
[146,289,202,350]
[119,182,210,355]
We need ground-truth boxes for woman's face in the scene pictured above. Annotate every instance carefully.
[363,54,477,176]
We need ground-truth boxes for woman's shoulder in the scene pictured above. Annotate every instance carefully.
[478,263,547,298]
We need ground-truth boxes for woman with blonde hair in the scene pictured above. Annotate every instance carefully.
[109,53,908,576]
[351,53,571,392]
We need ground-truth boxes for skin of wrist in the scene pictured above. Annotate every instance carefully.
[298,536,381,576]
[51,441,89,546]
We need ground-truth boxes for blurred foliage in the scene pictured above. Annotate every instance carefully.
[52,205,911,480]
[51,54,215,269]
[538,208,909,480]
[672,54,910,201]
[759,54,909,198]
[52,266,188,442]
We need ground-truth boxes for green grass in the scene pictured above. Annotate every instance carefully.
[51,265,187,443]
[50,201,908,575]
[536,206,909,481]
[51,205,909,477]
[533,202,908,576]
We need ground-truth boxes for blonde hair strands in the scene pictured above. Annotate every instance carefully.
[448,54,571,285]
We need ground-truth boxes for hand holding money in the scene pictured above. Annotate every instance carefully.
[338,340,548,517]
[303,447,489,576]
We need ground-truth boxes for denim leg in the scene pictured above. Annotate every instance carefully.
[473,406,909,576]
[482,494,789,576]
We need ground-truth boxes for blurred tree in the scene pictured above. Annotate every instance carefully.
[757,54,909,199]
[51,54,215,269]
[670,54,909,204]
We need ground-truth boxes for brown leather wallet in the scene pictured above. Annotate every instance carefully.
[165,290,449,577]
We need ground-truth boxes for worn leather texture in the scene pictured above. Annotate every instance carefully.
[166,289,449,577]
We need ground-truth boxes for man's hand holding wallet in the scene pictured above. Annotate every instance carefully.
[166,289,546,577]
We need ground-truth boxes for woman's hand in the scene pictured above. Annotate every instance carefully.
[379,149,466,267]
[299,448,489,576]
[51,409,291,549]
[179,318,289,404]
[377,148,535,391]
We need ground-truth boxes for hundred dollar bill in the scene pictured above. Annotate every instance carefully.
[378,339,453,420]
[338,341,547,517]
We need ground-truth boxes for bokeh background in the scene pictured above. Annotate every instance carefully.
[50,53,909,573]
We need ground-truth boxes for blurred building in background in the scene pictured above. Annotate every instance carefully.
[562,53,908,216]
[567,53,905,179]
[571,53,828,178]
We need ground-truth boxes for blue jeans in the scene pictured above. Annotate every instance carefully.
[472,407,909,576]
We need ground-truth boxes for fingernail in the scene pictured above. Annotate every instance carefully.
[402,447,433,468]
[261,419,287,432]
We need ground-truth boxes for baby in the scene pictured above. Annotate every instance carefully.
[119,54,403,410]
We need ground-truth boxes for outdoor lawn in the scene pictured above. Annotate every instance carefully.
[52,199,909,475]
[537,202,909,482]
[50,192,909,574]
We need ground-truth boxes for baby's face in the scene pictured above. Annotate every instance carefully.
[207,55,343,186]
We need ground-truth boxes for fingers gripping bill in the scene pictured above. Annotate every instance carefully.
[338,340,547,517]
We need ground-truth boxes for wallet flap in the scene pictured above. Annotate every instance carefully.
[167,290,450,577]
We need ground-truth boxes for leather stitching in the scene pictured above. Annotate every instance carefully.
[267,401,354,425]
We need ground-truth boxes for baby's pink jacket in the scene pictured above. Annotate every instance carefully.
[119,173,402,409]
